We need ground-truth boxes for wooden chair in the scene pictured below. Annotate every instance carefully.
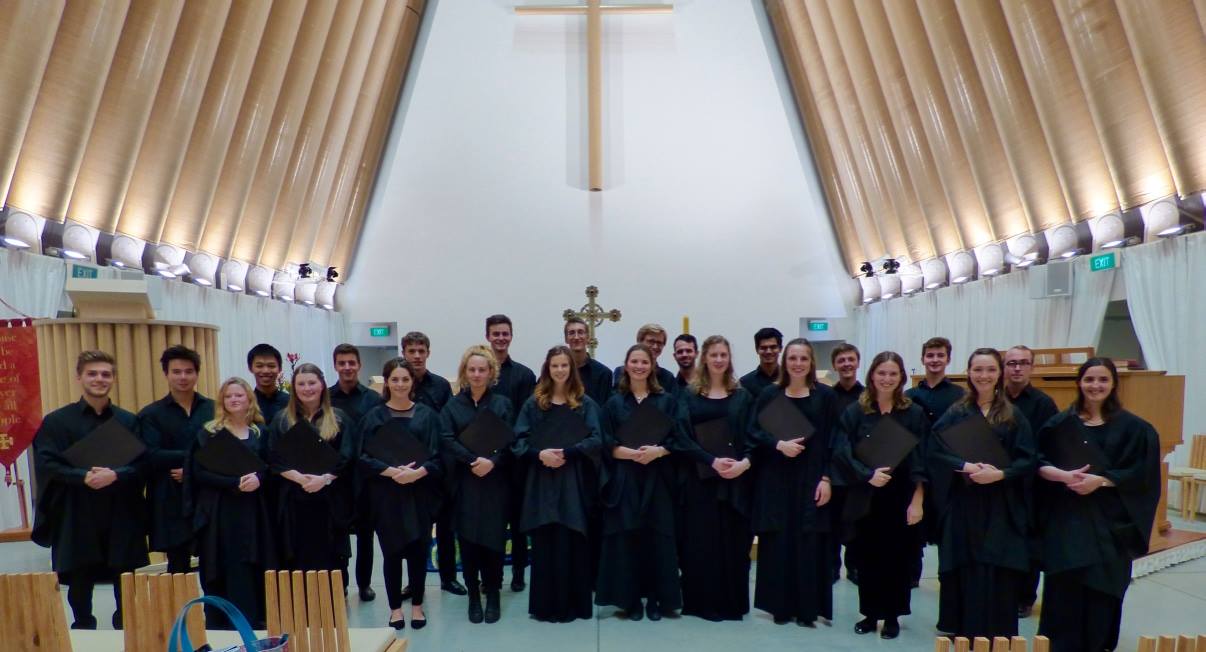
[935,636,1050,652]
[120,572,205,652]
[1137,635,1206,651]
[1169,434,1206,520]
[265,569,354,652]
[0,572,71,652]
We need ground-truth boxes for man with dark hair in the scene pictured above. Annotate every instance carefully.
[827,343,862,583]
[139,346,214,575]
[672,334,698,387]
[329,343,384,602]
[564,318,613,404]
[1004,345,1059,618]
[611,324,678,394]
[904,337,965,423]
[32,350,148,630]
[246,343,288,424]
[485,314,537,591]
[739,327,783,397]
[399,330,464,596]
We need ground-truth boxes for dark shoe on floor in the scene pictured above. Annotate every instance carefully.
[511,574,526,592]
[442,579,468,596]
[70,616,98,630]
[627,603,644,622]
[359,586,376,602]
[646,601,661,621]
[389,616,405,630]
[484,591,501,624]
[1017,604,1033,618]
[411,609,427,630]
[797,619,816,627]
[773,615,790,625]
[112,611,123,630]
[854,618,877,635]
[468,593,484,624]
[881,618,900,639]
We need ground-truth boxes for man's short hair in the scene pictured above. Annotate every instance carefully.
[77,350,115,375]
[754,327,783,346]
[485,314,513,332]
[922,337,953,357]
[564,317,587,336]
[246,343,282,367]
[1007,344,1035,361]
[160,345,201,374]
[674,333,698,349]
[332,343,360,364]
[831,343,860,366]
[401,332,430,350]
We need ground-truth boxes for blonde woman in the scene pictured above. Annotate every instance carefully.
[439,345,516,624]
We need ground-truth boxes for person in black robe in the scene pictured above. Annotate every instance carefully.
[1035,358,1160,652]
[358,357,443,630]
[929,348,1036,639]
[749,338,838,625]
[611,324,679,395]
[32,350,149,630]
[184,377,276,629]
[596,344,684,621]
[674,335,756,622]
[738,327,782,398]
[832,351,928,640]
[513,345,603,622]
[565,317,613,404]
[140,345,214,574]
[266,363,357,584]
[248,343,289,425]
[828,343,863,584]
[440,345,516,624]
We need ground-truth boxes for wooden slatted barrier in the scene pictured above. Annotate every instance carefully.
[938,636,1050,652]
[120,572,204,652]
[0,573,71,652]
[265,569,356,652]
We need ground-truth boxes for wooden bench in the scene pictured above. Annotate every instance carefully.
[1137,635,1206,651]
[935,636,1049,651]
[0,572,71,652]
[265,569,353,652]
[120,572,205,652]
[1168,434,1206,520]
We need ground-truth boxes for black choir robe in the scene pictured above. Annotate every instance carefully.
[748,384,839,623]
[254,388,290,426]
[414,371,453,412]
[139,393,215,552]
[439,389,516,553]
[1008,382,1058,604]
[578,358,614,406]
[613,364,678,396]
[929,405,1036,638]
[357,404,444,555]
[739,367,778,399]
[31,399,149,579]
[905,377,965,424]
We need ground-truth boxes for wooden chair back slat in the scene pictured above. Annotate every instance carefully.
[1011,636,1028,652]
[317,571,337,652]
[1176,635,1196,652]
[991,637,1011,652]
[1158,636,1178,652]
[956,637,971,652]
[1190,435,1206,468]
[331,570,351,652]
[264,569,354,652]
[974,637,991,652]
[291,571,309,652]
[936,637,953,652]
[119,572,205,652]
[305,571,324,652]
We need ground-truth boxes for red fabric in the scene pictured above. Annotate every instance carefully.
[0,319,42,472]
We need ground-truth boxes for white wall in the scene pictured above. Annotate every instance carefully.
[343,0,851,377]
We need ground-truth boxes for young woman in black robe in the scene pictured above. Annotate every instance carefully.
[513,345,604,622]
[267,363,357,580]
[596,344,685,621]
[358,358,443,630]
[185,377,276,629]
[929,348,1036,639]
[674,335,755,622]
[749,338,838,626]
[439,345,516,624]
[832,351,928,640]
[1035,358,1160,652]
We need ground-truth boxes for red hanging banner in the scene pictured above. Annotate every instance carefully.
[0,319,42,472]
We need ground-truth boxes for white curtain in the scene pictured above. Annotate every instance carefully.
[0,249,69,319]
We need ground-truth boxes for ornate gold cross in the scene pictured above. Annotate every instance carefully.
[516,1,673,191]
[563,285,621,358]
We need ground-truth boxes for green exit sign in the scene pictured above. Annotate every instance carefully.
[369,326,390,338]
[1089,252,1117,272]
[71,264,98,279]
[807,320,829,332]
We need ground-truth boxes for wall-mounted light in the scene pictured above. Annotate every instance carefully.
[947,251,975,284]
[296,281,318,305]
[879,274,901,299]
[0,210,43,251]
[187,252,219,287]
[974,243,1006,277]
[247,266,274,297]
[223,259,248,292]
[859,276,881,304]
[922,257,948,290]
[316,281,337,310]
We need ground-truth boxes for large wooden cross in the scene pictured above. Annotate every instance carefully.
[516,1,673,191]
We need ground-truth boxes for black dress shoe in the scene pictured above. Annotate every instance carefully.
[853,618,877,635]
[773,615,790,625]
[112,611,123,630]
[511,575,526,592]
[359,586,376,602]
[646,601,661,621]
[881,618,900,639]
[627,603,644,621]
[484,591,501,624]
[411,610,427,630]
[70,616,98,630]
[442,579,468,595]
[389,616,405,630]
[468,593,484,624]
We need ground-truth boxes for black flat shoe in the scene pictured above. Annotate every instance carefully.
[853,618,877,635]
[468,594,484,624]
[442,579,468,596]
[773,615,790,625]
[627,604,644,622]
[646,601,661,621]
[389,617,405,630]
[881,619,900,639]
[411,609,427,630]
[360,586,376,602]
[70,617,98,630]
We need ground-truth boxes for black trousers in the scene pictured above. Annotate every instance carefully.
[354,516,375,590]
[383,537,430,609]
[1020,567,1040,607]
[64,567,124,628]
[166,544,193,574]
[459,539,503,592]
[435,508,458,583]
[507,465,529,578]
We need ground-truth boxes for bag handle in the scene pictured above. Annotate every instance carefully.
[167,595,258,652]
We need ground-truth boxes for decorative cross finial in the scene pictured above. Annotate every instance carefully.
[563,285,622,358]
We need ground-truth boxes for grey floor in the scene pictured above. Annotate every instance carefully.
[4,518,1204,652]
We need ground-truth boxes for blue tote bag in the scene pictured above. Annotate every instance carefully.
[167,595,289,652]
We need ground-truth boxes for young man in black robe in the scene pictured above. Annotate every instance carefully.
[486,314,537,591]
[1004,344,1059,618]
[139,346,214,573]
[247,343,289,424]
[739,327,782,397]
[827,343,863,584]
[564,318,613,405]
[329,343,384,602]
[32,350,148,630]
[402,331,465,595]
[611,324,678,394]
[672,334,698,388]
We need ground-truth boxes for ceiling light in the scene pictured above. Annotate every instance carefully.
[223,259,248,292]
[316,281,337,310]
[1,211,40,249]
[247,265,274,297]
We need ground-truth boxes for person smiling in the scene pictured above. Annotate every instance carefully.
[565,317,614,405]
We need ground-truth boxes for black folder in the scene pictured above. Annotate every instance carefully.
[615,400,673,449]
[363,419,429,467]
[194,429,267,476]
[274,421,341,474]
[1046,418,1110,473]
[694,418,735,479]
[62,418,146,469]
[458,410,514,458]
[853,415,920,471]
[529,405,590,450]
[756,392,816,442]
[937,412,1011,469]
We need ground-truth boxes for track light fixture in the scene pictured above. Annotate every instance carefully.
[325,266,339,282]
[858,261,875,277]
[882,259,900,274]
[298,263,313,279]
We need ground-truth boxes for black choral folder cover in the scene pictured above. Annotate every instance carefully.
[854,415,920,471]
[1046,417,1110,473]
[275,421,341,474]
[363,419,429,467]
[62,418,146,469]
[936,411,1011,469]
[756,392,816,442]
[194,429,267,476]
[529,405,589,450]
[458,410,514,458]
[694,417,735,479]
[616,400,673,449]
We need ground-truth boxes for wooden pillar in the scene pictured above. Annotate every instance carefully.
[587,0,603,191]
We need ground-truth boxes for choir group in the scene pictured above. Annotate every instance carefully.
[30,316,1161,652]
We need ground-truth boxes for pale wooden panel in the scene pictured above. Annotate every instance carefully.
[277,571,296,641]
[1000,0,1120,218]
[317,570,336,652]
[228,0,344,264]
[973,638,991,652]
[291,571,309,652]
[116,0,232,242]
[282,0,385,266]
[6,0,130,220]
[308,0,407,265]
[1034,635,1050,652]
[161,0,273,252]
[151,325,169,398]
[0,0,65,207]
[1053,0,1176,207]
[14,574,35,652]
[330,570,350,652]
[266,571,281,637]
[52,324,70,407]
[252,0,368,267]
[1115,0,1206,198]
[196,0,308,258]
[305,571,323,652]
[68,0,185,232]
[955,0,1073,231]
